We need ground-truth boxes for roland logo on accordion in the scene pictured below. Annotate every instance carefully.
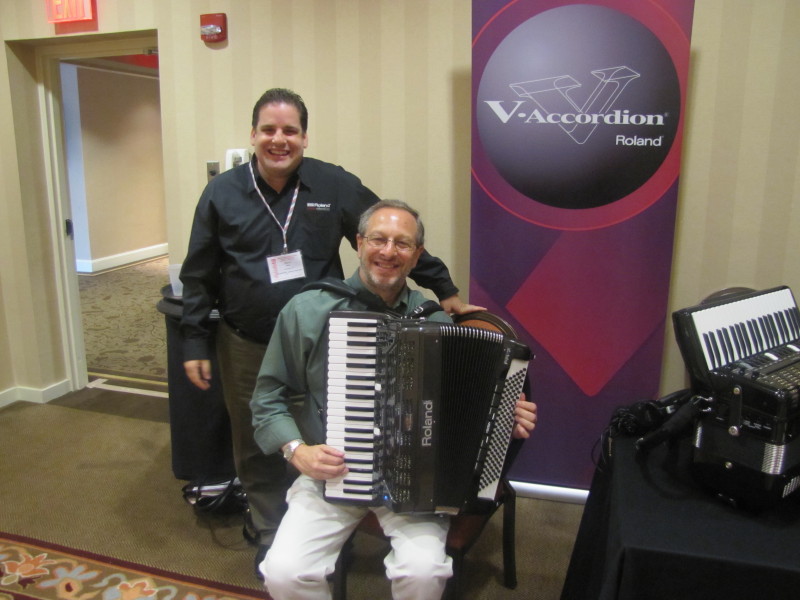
[421,399,434,447]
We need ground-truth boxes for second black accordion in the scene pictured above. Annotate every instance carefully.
[672,286,800,506]
[323,310,532,515]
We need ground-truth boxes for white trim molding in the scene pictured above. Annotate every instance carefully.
[0,379,73,409]
[75,243,168,273]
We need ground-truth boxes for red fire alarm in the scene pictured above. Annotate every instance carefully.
[200,13,227,43]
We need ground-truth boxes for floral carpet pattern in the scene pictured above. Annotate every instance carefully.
[0,533,266,600]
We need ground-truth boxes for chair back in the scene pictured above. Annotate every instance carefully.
[453,310,519,338]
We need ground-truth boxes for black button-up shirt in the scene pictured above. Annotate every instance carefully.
[179,157,459,360]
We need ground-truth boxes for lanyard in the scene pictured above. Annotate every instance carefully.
[249,162,300,254]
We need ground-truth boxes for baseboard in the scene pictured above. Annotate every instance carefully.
[511,481,589,504]
[0,379,73,409]
[76,243,168,274]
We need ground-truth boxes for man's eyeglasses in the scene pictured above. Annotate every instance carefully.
[362,235,417,253]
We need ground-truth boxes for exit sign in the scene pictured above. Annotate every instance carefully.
[46,0,93,23]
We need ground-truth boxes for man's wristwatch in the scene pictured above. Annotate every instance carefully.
[282,439,305,462]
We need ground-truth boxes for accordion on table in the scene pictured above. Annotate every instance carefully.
[672,285,800,507]
[323,310,532,515]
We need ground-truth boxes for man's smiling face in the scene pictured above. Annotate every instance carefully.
[357,207,424,304]
[250,102,308,184]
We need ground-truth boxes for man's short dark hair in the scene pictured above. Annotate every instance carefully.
[252,88,309,131]
[358,200,425,247]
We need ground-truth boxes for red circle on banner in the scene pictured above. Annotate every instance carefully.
[472,0,691,231]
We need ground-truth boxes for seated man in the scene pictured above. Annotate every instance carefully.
[250,199,538,600]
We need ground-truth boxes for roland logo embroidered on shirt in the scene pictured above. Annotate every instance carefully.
[307,202,332,211]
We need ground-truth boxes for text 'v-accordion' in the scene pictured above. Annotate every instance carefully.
[324,310,533,515]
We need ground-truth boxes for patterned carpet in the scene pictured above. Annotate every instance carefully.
[78,257,170,380]
[0,532,267,600]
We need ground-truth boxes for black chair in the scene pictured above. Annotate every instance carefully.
[701,286,755,304]
[331,311,525,600]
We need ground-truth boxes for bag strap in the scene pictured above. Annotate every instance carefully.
[302,277,442,319]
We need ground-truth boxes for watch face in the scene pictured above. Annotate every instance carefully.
[284,440,301,460]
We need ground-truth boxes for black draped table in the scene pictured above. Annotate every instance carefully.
[560,435,800,600]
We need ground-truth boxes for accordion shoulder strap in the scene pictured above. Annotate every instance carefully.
[409,300,442,319]
[302,277,440,319]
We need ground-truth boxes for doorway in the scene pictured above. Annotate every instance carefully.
[29,32,163,391]
[60,52,169,385]
[60,54,164,275]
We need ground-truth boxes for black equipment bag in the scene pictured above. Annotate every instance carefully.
[181,477,247,515]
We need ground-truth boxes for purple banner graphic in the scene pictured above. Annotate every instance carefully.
[471,0,695,489]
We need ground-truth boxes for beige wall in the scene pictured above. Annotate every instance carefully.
[662,0,800,389]
[1,0,799,404]
[77,66,166,265]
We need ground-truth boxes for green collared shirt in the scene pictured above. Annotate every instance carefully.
[250,270,452,456]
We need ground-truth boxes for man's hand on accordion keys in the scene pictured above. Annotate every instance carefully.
[291,393,536,481]
[290,442,349,480]
[512,393,538,440]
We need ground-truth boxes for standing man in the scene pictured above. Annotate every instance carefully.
[250,200,538,599]
[179,89,479,578]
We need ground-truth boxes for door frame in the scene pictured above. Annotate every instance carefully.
[34,31,159,390]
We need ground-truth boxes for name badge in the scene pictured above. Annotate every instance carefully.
[266,250,306,283]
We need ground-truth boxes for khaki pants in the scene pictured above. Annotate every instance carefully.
[216,319,294,545]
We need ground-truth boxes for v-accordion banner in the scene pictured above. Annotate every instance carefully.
[471,0,695,490]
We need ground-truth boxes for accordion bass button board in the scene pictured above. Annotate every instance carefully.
[323,310,532,515]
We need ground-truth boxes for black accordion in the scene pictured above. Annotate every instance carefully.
[673,285,800,506]
[323,310,532,515]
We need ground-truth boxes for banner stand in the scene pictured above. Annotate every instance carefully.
[511,481,589,505]
[472,0,695,492]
